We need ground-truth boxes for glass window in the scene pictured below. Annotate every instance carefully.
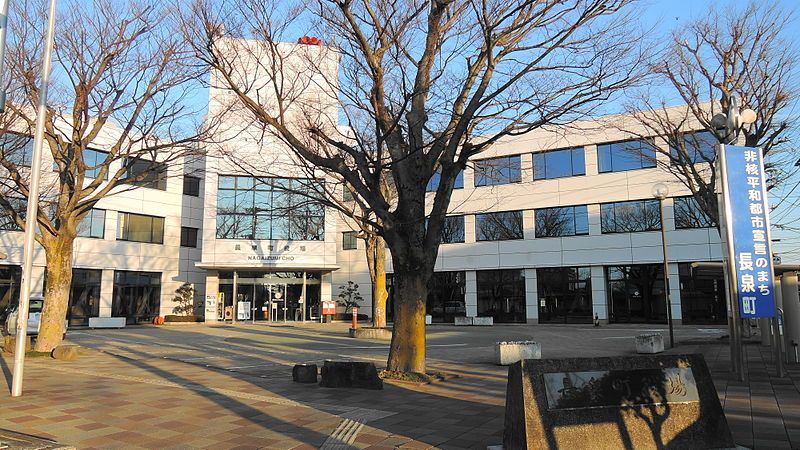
[426,271,466,323]
[67,269,101,326]
[342,186,355,202]
[77,208,105,239]
[534,205,589,238]
[597,139,656,173]
[0,197,26,231]
[342,231,358,250]
[440,216,465,244]
[83,149,109,179]
[112,270,161,325]
[122,157,167,190]
[679,263,727,325]
[474,155,521,187]
[0,133,33,167]
[476,210,524,241]
[537,267,592,324]
[427,168,464,192]
[600,200,661,233]
[183,176,201,197]
[476,269,526,323]
[117,212,165,244]
[533,148,585,180]
[674,196,715,229]
[215,175,325,241]
[670,131,717,164]
[606,265,666,323]
[180,226,199,248]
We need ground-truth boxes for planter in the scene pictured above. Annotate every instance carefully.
[473,316,494,326]
[454,316,473,326]
[635,333,664,354]
[349,327,392,340]
[88,317,126,328]
[495,341,541,365]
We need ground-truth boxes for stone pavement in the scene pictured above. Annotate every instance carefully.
[0,323,797,449]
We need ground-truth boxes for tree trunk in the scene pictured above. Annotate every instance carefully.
[33,237,73,352]
[386,268,427,373]
[366,235,388,329]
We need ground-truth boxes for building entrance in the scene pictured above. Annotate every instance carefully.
[219,271,321,322]
[606,264,667,324]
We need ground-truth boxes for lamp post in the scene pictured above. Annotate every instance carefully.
[0,0,10,112]
[11,0,57,397]
[652,182,675,348]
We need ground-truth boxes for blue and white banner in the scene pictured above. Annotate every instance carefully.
[720,145,775,318]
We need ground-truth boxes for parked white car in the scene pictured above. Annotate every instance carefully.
[3,295,67,339]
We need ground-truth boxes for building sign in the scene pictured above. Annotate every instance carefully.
[322,300,336,316]
[720,145,775,318]
[237,301,251,320]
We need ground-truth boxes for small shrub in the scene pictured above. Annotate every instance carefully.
[172,282,196,316]
[337,281,364,313]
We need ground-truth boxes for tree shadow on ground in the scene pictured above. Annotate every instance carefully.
[0,354,11,391]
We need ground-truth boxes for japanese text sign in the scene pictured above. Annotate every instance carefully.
[720,145,775,318]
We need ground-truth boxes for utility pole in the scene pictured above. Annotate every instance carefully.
[11,0,57,397]
[0,0,10,112]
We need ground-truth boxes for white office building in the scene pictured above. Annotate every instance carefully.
[0,40,728,327]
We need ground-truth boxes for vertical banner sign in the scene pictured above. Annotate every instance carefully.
[720,145,775,318]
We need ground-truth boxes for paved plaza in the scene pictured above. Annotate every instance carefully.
[0,322,798,449]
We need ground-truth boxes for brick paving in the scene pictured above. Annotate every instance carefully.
[0,324,797,449]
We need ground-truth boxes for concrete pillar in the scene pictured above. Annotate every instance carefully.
[591,265,608,321]
[760,317,771,346]
[99,269,115,317]
[584,144,598,176]
[465,270,477,317]
[587,204,602,236]
[523,210,536,240]
[780,271,800,363]
[525,268,538,322]
[464,215,476,244]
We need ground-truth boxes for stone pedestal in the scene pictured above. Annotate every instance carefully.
[496,341,541,365]
[52,345,81,361]
[3,335,31,354]
[349,327,392,340]
[319,360,383,390]
[292,364,318,383]
[635,333,665,354]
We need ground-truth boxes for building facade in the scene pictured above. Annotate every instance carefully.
[0,40,728,327]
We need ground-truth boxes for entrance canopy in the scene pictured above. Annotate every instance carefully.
[195,262,340,271]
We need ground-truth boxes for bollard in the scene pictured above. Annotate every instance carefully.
[352,307,358,329]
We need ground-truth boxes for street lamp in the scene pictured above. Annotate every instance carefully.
[11,0,57,397]
[651,182,675,348]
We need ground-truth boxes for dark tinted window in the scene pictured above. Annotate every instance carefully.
[0,197,26,231]
[537,267,592,324]
[427,168,464,192]
[440,216,465,244]
[474,156,522,187]
[77,208,105,239]
[183,176,201,197]
[674,196,715,228]
[597,139,656,173]
[476,210,523,241]
[533,148,585,180]
[342,231,358,250]
[180,226,199,247]
[670,131,717,164]
[476,269,526,323]
[112,271,161,325]
[123,158,167,190]
[600,200,661,233]
[534,205,588,237]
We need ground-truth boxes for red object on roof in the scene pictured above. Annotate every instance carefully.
[297,36,323,46]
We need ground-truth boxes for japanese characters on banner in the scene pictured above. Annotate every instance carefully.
[720,145,775,318]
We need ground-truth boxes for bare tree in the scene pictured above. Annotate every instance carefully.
[624,1,798,227]
[0,0,213,351]
[187,0,644,374]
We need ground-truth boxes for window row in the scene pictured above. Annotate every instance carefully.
[340,196,713,247]
[424,134,717,190]
[384,264,726,325]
